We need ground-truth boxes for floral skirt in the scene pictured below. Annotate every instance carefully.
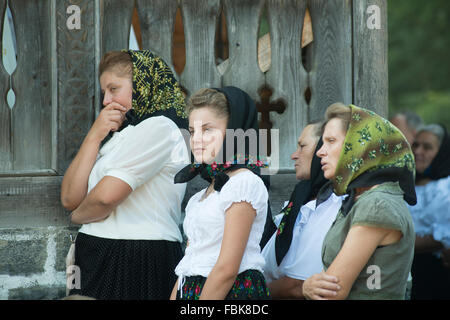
[176,269,271,300]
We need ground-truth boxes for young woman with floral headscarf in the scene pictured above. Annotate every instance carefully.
[61,50,190,299]
[303,103,417,300]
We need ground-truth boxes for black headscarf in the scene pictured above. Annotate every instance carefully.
[419,124,450,181]
[260,138,328,265]
[174,86,269,191]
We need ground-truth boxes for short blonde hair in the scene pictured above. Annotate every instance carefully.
[324,102,352,132]
[186,88,229,118]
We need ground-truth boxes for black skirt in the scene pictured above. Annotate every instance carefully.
[70,232,182,300]
[411,252,450,300]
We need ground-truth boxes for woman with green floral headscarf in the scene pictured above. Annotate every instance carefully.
[302,103,416,300]
[61,50,190,299]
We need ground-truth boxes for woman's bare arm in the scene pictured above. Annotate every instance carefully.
[70,175,132,224]
[199,201,256,300]
[61,103,126,211]
[170,279,179,300]
[269,276,305,299]
[60,133,102,211]
[304,225,402,300]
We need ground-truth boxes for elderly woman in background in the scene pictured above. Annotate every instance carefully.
[409,123,450,300]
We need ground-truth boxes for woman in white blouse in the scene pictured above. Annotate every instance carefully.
[61,50,190,299]
[170,87,271,300]
[261,122,343,299]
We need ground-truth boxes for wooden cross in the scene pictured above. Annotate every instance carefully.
[256,86,286,156]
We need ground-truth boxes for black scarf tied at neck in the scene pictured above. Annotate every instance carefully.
[260,138,328,265]
[174,86,269,192]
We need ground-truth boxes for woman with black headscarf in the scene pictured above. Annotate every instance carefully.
[261,122,344,299]
[61,50,190,299]
[170,87,271,300]
[409,123,450,300]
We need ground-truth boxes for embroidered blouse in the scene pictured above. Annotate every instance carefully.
[262,193,343,282]
[175,170,268,278]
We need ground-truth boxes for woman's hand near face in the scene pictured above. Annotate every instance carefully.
[88,102,127,143]
[302,271,340,300]
[61,102,127,211]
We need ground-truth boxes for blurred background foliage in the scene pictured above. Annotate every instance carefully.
[388,0,450,127]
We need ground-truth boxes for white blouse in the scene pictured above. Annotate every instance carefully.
[79,116,190,241]
[262,193,343,282]
[175,170,268,279]
[408,175,450,249]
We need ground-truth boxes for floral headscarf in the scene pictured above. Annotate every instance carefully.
[331,105,417,214]
[119,49,187,130]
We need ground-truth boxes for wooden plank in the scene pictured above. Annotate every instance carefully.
[179,0,221,96]
[307,0,352,120]
[101,0,135,55]
[50,0,57,171]
[265,0,308,172]
[352,0,388,117]
[9,0,53,172]
[0,176,69,228]
[94,0,101,118]
[56,0,96,173]
[0,1,12,172]
[132,7,142,49]
[222,0,265,101]
[268,173,298,216]
[135,0,178,72]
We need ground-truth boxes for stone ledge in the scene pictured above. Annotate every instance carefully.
[8,285,66,300]
[0,227,78,276]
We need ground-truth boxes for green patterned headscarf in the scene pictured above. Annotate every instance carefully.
[120,49,187,130]
[332,105,416,207]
